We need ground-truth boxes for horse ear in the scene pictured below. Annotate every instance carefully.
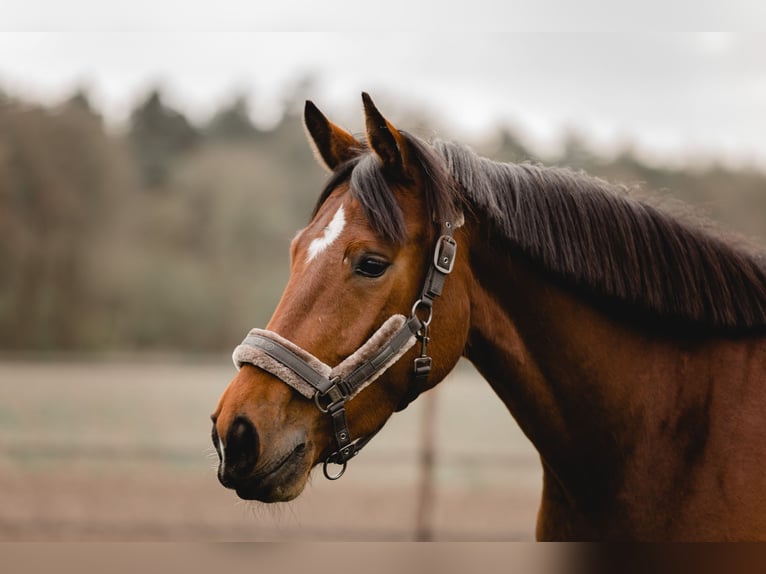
[362,92,409,174]
[304,100,360,172]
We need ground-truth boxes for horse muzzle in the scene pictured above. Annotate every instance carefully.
[213,413,312,502]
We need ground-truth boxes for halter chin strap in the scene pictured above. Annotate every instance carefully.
[231,220,458,480]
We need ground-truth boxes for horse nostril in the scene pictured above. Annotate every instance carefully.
[218,415,260,487]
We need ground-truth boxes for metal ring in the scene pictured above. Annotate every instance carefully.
[323,458,347,480]
[314,391,330,414]
[410,299,434,327]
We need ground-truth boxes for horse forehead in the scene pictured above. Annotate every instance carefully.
[306,204,347,262]
[303,195,369,244]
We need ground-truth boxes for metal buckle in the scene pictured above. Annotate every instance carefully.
[314,377,345,414]
[413,356,432,378]
[433,235,457,274]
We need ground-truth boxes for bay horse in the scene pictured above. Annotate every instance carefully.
[211,93,766,541]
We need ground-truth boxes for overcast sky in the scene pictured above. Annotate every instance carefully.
[2,5,765,167]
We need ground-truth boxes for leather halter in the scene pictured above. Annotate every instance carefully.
[232,221,457,480]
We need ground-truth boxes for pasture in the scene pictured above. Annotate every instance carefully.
[0,358,539,540]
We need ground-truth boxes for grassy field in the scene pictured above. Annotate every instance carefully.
[0,357,540,540]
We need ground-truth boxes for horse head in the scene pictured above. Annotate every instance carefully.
[211,94,470,501]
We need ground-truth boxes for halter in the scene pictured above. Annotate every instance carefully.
[232,221,457,480]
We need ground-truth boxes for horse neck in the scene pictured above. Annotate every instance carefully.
[462,233,724,508]
[465,244,625,450]
[459,218,766,539]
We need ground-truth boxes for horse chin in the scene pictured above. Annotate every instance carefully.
[235,479,307,503]
[233,443,312,503]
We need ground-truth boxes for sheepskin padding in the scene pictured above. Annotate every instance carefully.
[232,314,417,401]
[331,314,417,397]
[232,329,331,399]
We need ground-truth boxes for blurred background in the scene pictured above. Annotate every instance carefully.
[1,26,765,541]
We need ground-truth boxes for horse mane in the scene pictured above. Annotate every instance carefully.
[313,133,766,332]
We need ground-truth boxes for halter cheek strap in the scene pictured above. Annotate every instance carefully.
[396,221,457,411]
[231,220,458,480]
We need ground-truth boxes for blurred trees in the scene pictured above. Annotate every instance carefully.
[0,93,134,350]
[204,95,262,142]
[0,85,764,353]
[129,89,199,186]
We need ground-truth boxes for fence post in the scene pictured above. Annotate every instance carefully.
[415,388,438,541]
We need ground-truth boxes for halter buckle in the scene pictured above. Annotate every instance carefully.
[313,377,346,414]
[413,356,432,378]
[433,235,457,274]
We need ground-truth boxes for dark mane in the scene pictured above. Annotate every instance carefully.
[314,133,766,332]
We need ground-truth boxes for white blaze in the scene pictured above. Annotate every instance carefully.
[307,206,346,263]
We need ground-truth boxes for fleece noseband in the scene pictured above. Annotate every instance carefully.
[232,222,457,479]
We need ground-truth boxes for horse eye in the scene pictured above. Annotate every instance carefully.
[355,257,390,278]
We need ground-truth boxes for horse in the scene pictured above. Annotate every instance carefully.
[211,93,766,541]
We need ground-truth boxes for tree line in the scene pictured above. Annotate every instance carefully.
[0,86,764,352]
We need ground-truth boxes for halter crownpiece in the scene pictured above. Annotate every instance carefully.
[232,220,458,480]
